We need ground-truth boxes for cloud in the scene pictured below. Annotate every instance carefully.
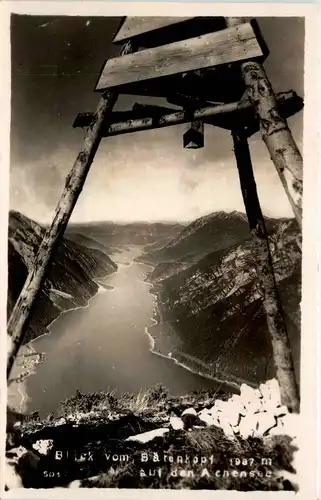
[9,16,303,225]
[9,135,294,224]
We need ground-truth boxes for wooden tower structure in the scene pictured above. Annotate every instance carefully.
[7,17,303,412]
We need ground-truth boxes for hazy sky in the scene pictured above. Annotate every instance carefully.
[10,16,304,223]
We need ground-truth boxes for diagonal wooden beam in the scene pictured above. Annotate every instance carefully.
[6,41,135,381]
[242,62,303,229]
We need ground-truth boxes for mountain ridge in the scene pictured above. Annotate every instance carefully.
[8,210,118,344]
[144,212,301,388]
[137,210,296,268]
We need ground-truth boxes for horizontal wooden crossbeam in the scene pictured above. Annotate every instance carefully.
[73,90,303,138]
[73,103,177,129]
[188,90,303,135]
[74,101,250,135]
[96,22,268,91]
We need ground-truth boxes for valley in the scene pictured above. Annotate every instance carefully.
[7,209,301,416]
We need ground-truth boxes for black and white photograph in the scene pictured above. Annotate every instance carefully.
[1,3,318,497]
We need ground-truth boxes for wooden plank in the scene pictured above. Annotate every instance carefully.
[96,22,267,91]
[113,16,227,48]
[113,17,192,43]
[103,67,246,103]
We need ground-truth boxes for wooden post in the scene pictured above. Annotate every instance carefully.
[225,17,303,230]
[6,41,134,380]
[232,128,300,412]
[241,62,303,229]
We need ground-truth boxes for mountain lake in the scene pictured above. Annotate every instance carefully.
[20,247,223,416]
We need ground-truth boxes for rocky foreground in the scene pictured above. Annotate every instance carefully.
[6,381,299,491]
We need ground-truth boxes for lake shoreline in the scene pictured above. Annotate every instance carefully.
[10,246,238,416]
[142,271,242,393]
[8,267,117,414]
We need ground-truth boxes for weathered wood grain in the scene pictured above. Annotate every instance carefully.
[73,90,303,138]
[97,22,267,91]
[242,61,303,230]
[74,101,251,137]
[207,90,304,134]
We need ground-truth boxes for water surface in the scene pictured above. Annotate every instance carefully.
[26,247,220,416]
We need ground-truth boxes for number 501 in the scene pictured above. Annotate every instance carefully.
[43,471,60,478]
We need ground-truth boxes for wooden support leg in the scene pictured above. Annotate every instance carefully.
[6,42,134,381]
[241,62,303,230]
[225,17,303,230]
[232,128,300,413]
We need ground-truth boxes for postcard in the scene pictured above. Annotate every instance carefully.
[0,2,318,499]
